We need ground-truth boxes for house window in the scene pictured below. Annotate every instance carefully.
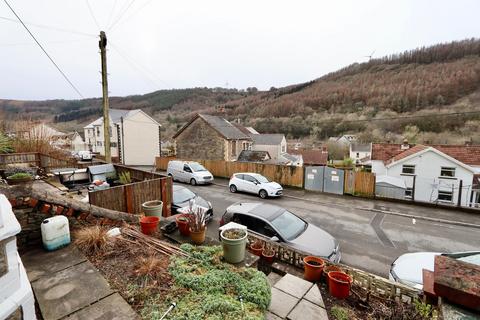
[401,165,415,175]
[282,145,286,153]
[440,167,455,178]
[438,190,453,202]
[96,127,100,137]
[111,142,117,148]
[232,141,237,156]
[356,152,360,158]
[242,142,250,151]
[96,141,102,147]
[109,126,112,137]
[405,187,413,199]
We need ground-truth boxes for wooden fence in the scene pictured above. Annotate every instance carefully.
[0,152,77,170]
[344,170,375,197]
[89,176,172,216]
[156,157,304,188]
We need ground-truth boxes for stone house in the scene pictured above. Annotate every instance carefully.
[173,114,251,161]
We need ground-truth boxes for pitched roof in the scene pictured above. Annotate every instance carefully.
[237,150,271,162]
[373,143,480,166]
[84,109,132,128]
[350,143,371,153]
[173,114,250,140]
[233,124,256,135]
[250,134,285,145]
[289,149,328,165]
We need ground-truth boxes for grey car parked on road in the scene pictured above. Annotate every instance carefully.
[220,202,341,263]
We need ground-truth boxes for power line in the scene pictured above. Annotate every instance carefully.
[0,16,97,37]
[108,0,136,31]
[3,0,84,98]
[106,0,118,30]
[85,0,101,31]
[333,110,480,124]
[110,0,154,31]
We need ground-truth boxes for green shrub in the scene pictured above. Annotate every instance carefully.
[331,306,349,320]
[7,172,32,180]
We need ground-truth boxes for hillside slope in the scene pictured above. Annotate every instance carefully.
[1,39,480,144]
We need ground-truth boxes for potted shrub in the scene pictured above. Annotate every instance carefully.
[220,228,248,264]
[176,214,190,236]
[261,246,275,264]
[303,256,325,282]
[186,206,207,245]
[250,239,264,256]
[6,172,33,185]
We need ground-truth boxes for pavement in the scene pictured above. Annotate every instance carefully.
[267,273,328,320]
[21,245,138,320]
[177,178,480,277]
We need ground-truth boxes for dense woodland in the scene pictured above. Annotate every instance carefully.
[1,39,480,144]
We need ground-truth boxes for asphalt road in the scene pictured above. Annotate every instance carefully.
[177,181,480,277]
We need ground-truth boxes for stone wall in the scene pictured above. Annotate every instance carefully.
[175,117,226,160]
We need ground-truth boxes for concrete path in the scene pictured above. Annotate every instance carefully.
[267,273,328,320]
[21,245,138,320]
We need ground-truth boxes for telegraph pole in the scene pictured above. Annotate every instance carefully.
[99,31,111,163]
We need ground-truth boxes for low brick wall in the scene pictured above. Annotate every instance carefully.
[246,232,420,303]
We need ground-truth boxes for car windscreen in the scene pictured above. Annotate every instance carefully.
[255,175,269,183]
[173,188,196,203]
[270,210,306,241]
[190,163,207,172]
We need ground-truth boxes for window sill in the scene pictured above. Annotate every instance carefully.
[400,173,416,176]
[439,176,457,180]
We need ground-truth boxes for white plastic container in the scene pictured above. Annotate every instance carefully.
[41,215,70,251]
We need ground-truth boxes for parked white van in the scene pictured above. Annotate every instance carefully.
[167,161,214,185]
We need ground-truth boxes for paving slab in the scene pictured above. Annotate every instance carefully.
[274,274,313,299]
[304,284,325,308]
[266,311,284,320]
[267,272,283,287]
[66,293,139,320]
[22,246,87,282]
[268,287,299,319]
[287,299,329,320]
[32,261,113,320]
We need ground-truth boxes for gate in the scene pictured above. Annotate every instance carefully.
[323,167,344,195]
[304,166,324,191]
[344,170,354,195]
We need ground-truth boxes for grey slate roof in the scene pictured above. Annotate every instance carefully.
[350,143,372,153]
[199,114,250,140]
[250,134,285,146]
[237,150,271,162]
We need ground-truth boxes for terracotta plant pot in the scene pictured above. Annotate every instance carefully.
[190,227,206,245]
[303,256,325,282]
[328,271,352,299]
[262,249,275,264]
[250,242,264,256]
[140,216,160,235]
[176,214,190,236]
[322,265,342,283]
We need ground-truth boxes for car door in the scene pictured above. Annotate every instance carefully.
[234,174,246,191]
[242,174,259,194]
[233,213,280,240]
[182,164,193,182]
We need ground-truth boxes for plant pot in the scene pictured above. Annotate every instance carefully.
[189,227,206,244]
[303,256,325,282]
[142,200,163,217]
[250,243,264,256]
[328,271,352,299]
[6,176,32,185]
[176,214,190,236]
[140,216,160,235]
[220,228,248,264]
[262,249,275,264]
[322,265,342,283]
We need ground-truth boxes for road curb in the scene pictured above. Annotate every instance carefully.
[213,181,480,229]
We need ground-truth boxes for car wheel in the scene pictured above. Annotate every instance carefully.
[190,178,197,186]
[259,189,268,199]
[230,184,237,193]
[168,173,174,181]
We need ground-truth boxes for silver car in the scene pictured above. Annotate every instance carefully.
[220,202,341,263]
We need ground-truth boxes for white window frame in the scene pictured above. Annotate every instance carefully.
[440,167,456,178]
[405,187,413,199]
[438,190,453,202]
[401,164,415,175]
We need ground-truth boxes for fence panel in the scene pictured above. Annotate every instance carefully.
[304,166,324,191]
[353,171,376,197]
[89,177,172,215]
[155,157,304,187]
[344,170,355,195]
[0,152,39,168]
[323,167,344,195]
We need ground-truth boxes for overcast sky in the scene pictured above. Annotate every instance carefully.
[1,0,479,100]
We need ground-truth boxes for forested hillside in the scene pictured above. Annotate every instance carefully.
[2,39,480,144]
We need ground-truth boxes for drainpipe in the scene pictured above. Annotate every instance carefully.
[121,117,125,165]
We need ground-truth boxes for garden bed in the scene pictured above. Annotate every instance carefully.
[75,225,271,319]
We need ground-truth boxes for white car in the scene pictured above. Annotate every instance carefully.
[229,173,283,199]
[167,160,214,185]
[389,251,480,290]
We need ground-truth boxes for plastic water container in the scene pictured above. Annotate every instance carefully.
[41,215,70,251]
